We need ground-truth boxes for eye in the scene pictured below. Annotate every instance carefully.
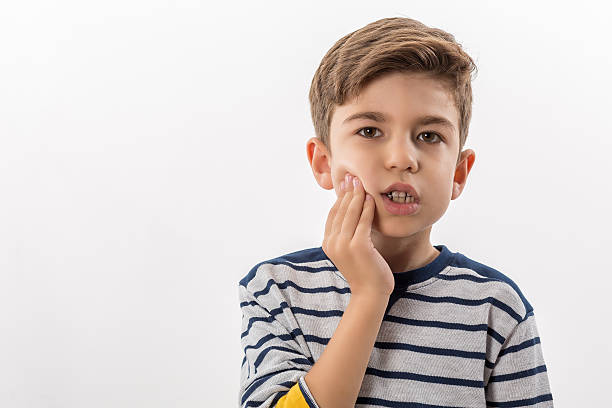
[417,132,443,144]
[356,127,382,138]
[356,127,443,143]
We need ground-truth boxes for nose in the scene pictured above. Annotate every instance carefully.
[385,137,418,172]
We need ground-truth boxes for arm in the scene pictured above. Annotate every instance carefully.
[239,282,315,408]
[248,173,392,407]
[303,291,389,408]
[485,311,554,406]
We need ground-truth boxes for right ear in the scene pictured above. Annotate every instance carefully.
[306,137,333,190]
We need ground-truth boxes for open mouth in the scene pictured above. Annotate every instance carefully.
[380,193,419,215]
[380,192,417,204]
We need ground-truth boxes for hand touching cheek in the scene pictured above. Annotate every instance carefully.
[323,172,394,297]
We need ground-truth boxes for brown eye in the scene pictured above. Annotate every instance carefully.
[356,127,382,138]
[418,132,442,143]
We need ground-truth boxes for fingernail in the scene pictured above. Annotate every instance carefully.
[353,178,359,188]
[340,180,345,190]
[345,173,350,184]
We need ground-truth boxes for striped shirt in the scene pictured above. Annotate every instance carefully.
[238,244,554,407]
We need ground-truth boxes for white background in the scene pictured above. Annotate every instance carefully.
[1,0,610,406]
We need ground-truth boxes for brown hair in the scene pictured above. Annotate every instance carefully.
[308,17,478,164]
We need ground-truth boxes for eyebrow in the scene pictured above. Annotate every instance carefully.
[342,111,455,131]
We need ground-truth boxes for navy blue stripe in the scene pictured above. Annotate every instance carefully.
[499,337,541,358]
[401,292,523,324]
[240,300,257,308]
[269,391,287,408]
[356,396,468,407]
[243,328,303,350]
[276,381,296,388]
[244,399,266,407]
[290,305,345,318]
[488,364,548,383]
[383,314,488,331]
[374,340,485,359]
[252,278,351,298]
[488,326,506,345]
[250,384,294,408]
[366,366,484,388]
[241,370,294,405]
[289,357,312,366]
[240,301,300,338]
[239,246,336,288]
[302,334,329,346]
[240,314,278,339]
[253,345,305,372]
[245,261,337,281]
[486,392,553,407]
[438,272,504,284]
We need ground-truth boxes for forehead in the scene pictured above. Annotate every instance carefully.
[331,71,458,131]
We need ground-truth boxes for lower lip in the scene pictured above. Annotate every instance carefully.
[381,194,420,215]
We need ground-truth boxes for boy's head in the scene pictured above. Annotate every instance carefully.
[306,17,477,240]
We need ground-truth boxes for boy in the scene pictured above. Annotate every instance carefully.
[238,17,554,407]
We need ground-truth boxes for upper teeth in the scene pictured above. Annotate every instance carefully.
[387,191,412,198]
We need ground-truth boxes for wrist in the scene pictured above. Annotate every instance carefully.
[349,288,391,303]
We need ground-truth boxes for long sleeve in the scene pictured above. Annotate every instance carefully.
[485,311,554,407]
[238,282,320,408]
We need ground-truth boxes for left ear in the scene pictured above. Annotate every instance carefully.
[451,149,476,200]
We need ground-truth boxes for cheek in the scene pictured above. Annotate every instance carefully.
[332,164,356,185]
[332,168,349,196]
[331,159,376,193]
[361,176,377,196]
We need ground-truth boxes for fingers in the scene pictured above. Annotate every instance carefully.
[332,177,354,238]
[354,187,375,240]
[325,173,373,247]
[324,177,349,240]
[340,175,366,239]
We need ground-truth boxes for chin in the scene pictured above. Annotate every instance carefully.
[373,219,415,238]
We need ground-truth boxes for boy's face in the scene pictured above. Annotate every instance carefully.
[307,71,475,243]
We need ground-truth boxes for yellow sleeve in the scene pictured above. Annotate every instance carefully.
[274,381,310,408]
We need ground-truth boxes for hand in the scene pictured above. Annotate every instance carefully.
[322,173,394,297]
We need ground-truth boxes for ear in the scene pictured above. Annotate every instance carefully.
[451,149,476,200]
[306,137,333,190]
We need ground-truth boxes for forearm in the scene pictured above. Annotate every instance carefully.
[303,292,389,408]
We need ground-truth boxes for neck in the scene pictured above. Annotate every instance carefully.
[370,225,440,273]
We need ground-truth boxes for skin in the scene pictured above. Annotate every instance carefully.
[306,71,476,274]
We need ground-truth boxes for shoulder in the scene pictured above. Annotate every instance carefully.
[238,246,335,290]
[237,246,341,314]
[448,250,534,320]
